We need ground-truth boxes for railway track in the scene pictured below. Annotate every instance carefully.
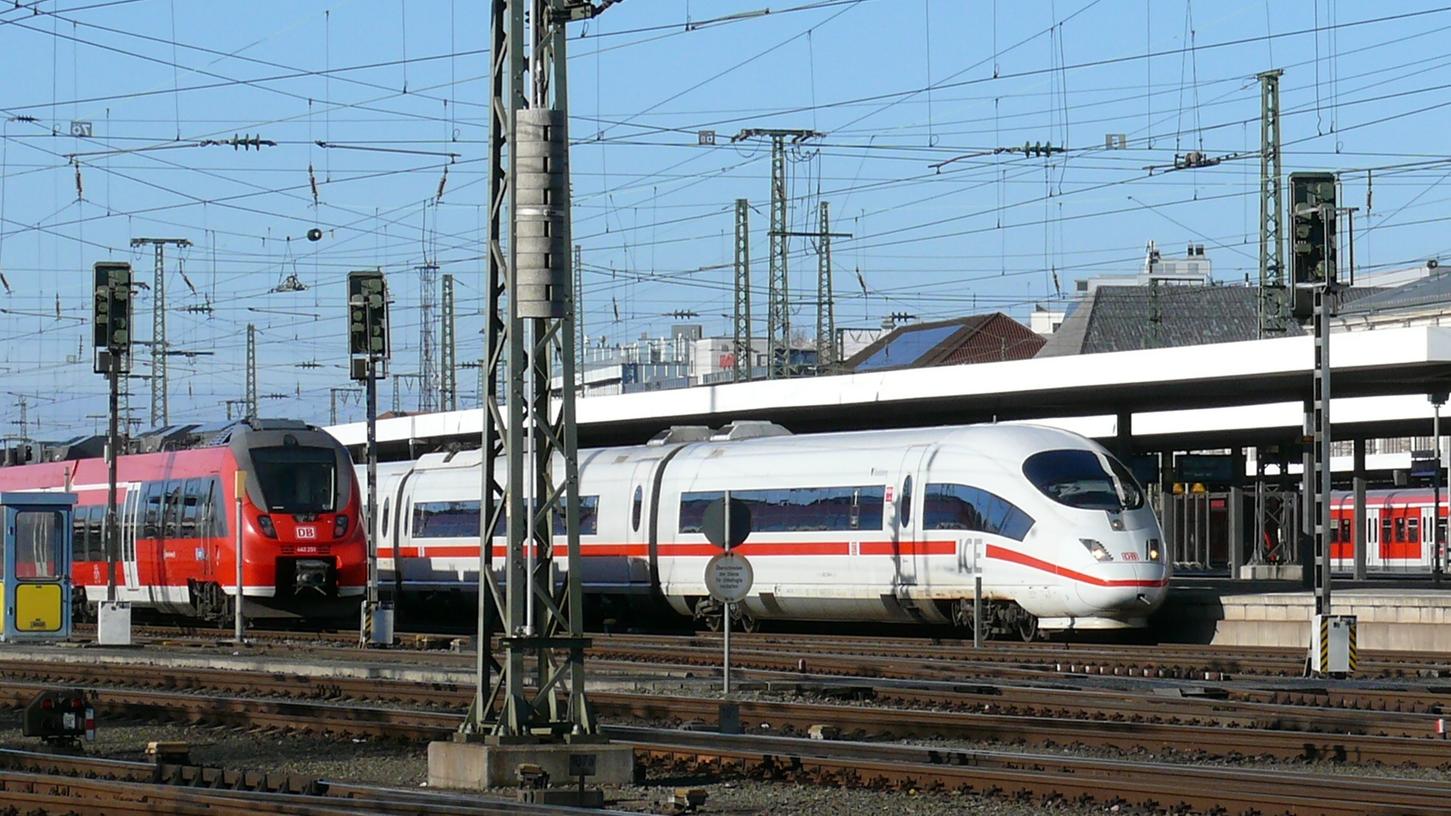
[0,747,635,815]
[3,660,1450,767]
[1,679,1445,815]
[80,623,1451,679]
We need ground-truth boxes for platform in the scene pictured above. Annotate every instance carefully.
[1156,584,1451,652]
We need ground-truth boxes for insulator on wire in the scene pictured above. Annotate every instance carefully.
[309,164,320,206]
[435,164,449,203]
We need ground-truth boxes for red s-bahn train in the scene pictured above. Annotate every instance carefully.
[1330,488,1448,571]
[0,418,367,622]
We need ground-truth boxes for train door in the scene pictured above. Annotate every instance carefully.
[891,445,929,590]
[120,483,141,593]
[1424,504,1437,571]
[1369,505,1386,569]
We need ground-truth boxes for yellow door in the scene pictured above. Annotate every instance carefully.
[15,583,61,632]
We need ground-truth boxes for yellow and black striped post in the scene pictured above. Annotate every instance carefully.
[1347,621,1358,674]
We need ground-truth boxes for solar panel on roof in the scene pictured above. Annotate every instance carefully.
[855,324,959,371]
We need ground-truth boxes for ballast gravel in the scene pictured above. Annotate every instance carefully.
[0,713,1112,815]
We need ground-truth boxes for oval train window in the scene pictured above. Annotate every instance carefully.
[901,476,913,527]
[381,498,390,534]
[632,486,643,532]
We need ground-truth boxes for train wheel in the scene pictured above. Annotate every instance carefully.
[950,598,978,634]
[1017,612,1041,642]
[1005,603,1040,642]
[733,606,760,634]
[693,598,723,632]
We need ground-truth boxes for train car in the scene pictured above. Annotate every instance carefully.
[0,418,367,622]
[1331,488,1448,572]
[371,421,1168,639]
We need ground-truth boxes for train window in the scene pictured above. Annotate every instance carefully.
[1022,449,1143,511]
[632,486,643,533]
[15,510,63,579]
[381,498,390,535]
[180,479,204,538]
[86,506,102,561]
[72,508,90,562]
[1329,523,1339,544]
[1381,518,1392,545]
[413,500,479,538]
[924,483,1035,542]
[678,486,885,534]
[408,497,599,538]
[1395,517,1406,543]
[556,496,600,536]
[901,477,913,527]
[163,480,185,540]
[1340,519,1350,544]
[211,477,229,538]
[142,481,165,539]
[250,446,338,514]
[1409,517,1421,544]
[93,507,108,559]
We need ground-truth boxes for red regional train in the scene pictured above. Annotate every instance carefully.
[1330,488,1449,572]
[0,419,367,622]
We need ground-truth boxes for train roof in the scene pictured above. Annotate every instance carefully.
[0,418,329,467]
[405,421,1109,472]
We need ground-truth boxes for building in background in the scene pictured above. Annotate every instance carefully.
[842,314,1044,373]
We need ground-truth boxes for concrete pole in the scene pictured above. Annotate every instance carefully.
[1353,438,1367,581]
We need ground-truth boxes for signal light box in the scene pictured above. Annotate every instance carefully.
[92,261,133,374]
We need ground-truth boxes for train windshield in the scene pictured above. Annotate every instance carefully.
[1022,449,1144,511]
[251,446,338,514]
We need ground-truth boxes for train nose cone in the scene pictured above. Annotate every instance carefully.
[1073,559,1167,619]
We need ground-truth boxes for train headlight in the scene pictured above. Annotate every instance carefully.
[1080,538,1113,562]
[333,515,349,538]
[1147,538,1162,562]
[257,514,277,539]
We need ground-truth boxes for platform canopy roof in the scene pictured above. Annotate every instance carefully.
[327,326,1451,456]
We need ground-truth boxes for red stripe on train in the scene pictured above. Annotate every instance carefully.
[985,544,1168,588]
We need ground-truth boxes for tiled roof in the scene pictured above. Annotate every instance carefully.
[843,313,1044,372]
[1338,272,1451,315]
[1037,285,1304,357]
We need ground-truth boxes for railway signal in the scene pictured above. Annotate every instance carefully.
[1289,172,1337,321]
[347,268,392,647]
[92,261,133,646]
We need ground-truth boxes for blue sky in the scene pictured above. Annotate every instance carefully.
[2,0,1450,437]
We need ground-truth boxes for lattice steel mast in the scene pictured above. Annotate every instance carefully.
[573,244,584,386]
[1258,69,1289,336]
[815,201,836,374]
[245,324,257,419]
[733,199,751,383]
[418,263,440,413]
[130,237,191,426]
[460,0,611,741]
[441,273,457,411]
[731,129,822,379]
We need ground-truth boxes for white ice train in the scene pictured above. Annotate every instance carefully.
[363,422,1170,639]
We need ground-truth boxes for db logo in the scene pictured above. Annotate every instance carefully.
[1120,551,1140,561]
[296,526,317,540]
